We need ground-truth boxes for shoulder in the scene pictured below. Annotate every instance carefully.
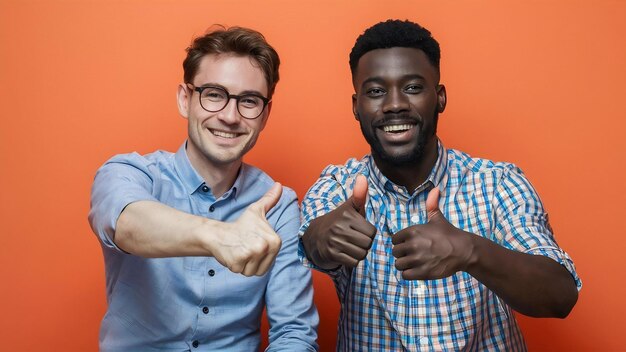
[445,148,523,180]
[101,150,174,173]
[241,163,298,206]
[317,156,370,186]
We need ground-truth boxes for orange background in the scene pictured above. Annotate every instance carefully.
[1,1,625,351]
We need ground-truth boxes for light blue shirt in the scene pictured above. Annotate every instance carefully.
[89,142,318,352]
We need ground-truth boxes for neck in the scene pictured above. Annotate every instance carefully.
[373,138,438,192]
[186,146,241,198]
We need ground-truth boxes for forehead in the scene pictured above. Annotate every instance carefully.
[193,54,268,95]
[353,47,438,87]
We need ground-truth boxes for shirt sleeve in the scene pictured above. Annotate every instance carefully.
[88,153,159,251]
[492,165,582,290]
[264,187,319,352]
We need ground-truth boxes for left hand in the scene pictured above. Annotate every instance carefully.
[392,187,474,280]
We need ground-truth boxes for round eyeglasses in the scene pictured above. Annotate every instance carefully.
[188,84,271,120]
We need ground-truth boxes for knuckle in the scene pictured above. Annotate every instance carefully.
[344,258,358,268]
[269,235,282,249]
[230,264,244,274]
[356,251,367,261]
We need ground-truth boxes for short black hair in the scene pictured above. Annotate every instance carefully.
[349,19,441,76]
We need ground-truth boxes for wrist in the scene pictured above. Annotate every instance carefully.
[302,223,338,270]
[462,230,480,273]
[195,217,224,256]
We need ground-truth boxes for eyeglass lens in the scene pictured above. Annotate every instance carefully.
[199,87,265,119]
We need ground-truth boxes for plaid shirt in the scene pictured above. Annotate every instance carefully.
[299,141,581,351]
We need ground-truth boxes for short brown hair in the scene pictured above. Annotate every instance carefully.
[183,26,280,99]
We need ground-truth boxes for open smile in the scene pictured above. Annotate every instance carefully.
[375,121,419,143]
[381,124,415,133]
[209,128,243,139]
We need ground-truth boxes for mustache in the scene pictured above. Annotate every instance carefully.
[372,113,422,128]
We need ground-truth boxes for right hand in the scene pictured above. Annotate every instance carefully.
[211,182,283,277]
[302,175,377,269]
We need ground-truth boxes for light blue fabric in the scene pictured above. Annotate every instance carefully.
[89,142,318,352]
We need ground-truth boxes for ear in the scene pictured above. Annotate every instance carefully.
[259,101,272,131]
[436,84,447,113]
[177,83,191,119]
[352,93,359,121]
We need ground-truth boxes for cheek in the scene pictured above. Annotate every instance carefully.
[245,119,265,135]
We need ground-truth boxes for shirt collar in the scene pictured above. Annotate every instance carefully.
[174,141,205,195]
[174,141,243,198]
[367,139,448,199]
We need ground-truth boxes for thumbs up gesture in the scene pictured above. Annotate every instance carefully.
[301,175,377,270]
[392,187,474,280]
[213,182,284,277]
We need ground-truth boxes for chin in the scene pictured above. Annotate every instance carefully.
[374,144,424,165]
[384,153,423,166]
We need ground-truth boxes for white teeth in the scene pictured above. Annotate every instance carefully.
[383,124,413,132]
[211,130,238,138]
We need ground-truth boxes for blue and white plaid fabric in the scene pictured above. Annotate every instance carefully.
[299,141,581,351]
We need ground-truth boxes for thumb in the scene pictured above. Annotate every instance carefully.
[256,182,283,214]
[426,186,442,221]
[350,174,368,215]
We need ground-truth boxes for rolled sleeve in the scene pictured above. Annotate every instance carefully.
[265,187,319,351]
[88,153,159,251]
[493,165,582,290]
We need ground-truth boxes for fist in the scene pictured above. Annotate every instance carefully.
[392,187,473,280]
[302,175,377,269]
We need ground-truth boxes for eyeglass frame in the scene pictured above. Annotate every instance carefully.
[187,83,271,120]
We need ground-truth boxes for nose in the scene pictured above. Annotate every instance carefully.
[216,97,242,125]
[382,88,410,113]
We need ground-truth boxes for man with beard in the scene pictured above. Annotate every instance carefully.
[89,26,318,351]
[299,20,580,351]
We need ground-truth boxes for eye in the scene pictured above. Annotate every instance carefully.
[365,87,386,97]
[201,88,227,101]
[238,95,261,108]
[405,84,423,94]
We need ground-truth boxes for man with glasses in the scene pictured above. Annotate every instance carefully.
[89,26,318,351]
[299,20,580,350]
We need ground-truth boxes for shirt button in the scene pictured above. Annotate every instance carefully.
[201,185,209,193]
[209,205,215,212]
[410,215,419,223]
[416,284,427,295]
[192,340,199,348]
[208,269,215,276]
[202,306,209,314]
[418,336,430,346]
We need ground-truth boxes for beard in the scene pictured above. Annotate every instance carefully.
[360,111,439,167]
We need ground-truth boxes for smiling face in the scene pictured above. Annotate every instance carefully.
[352,47,446,169]
[177,53,270,170]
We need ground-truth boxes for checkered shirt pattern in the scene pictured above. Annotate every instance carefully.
[299,141,581,351]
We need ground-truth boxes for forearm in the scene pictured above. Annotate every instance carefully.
[466,233,578,318]
[115,200,220,257]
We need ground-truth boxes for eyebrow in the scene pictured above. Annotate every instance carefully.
[196,83,266,97]
[361,74,426,88]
